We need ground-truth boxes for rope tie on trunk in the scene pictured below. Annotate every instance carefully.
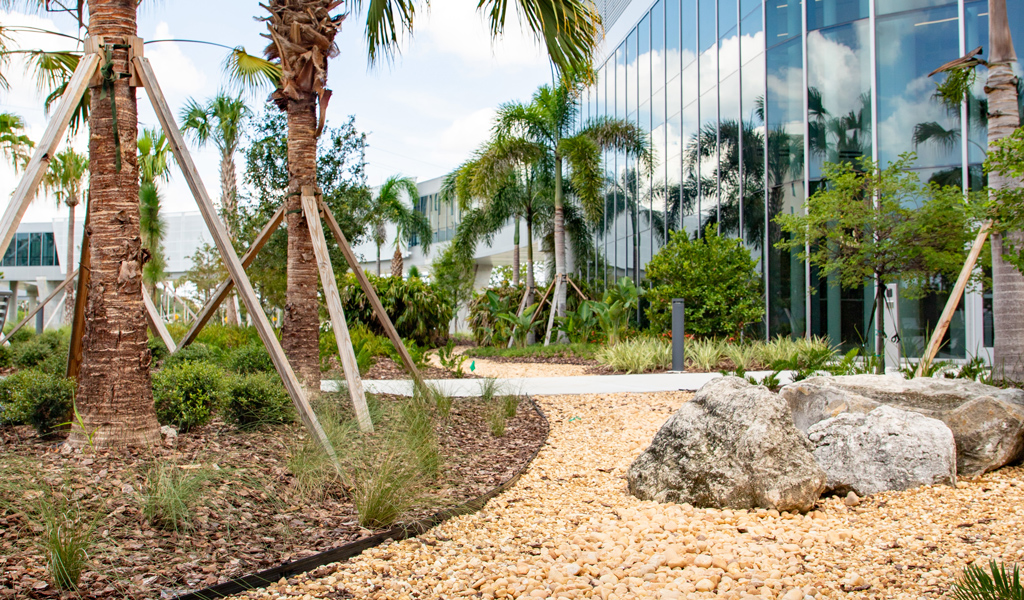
[97,43,131,173]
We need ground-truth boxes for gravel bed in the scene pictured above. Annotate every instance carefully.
[234,391,1024,600]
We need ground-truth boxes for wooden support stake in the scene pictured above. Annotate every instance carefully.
[142,286,177,354]
[0,53,99,261]
[301,190,372,433]
[318,199,427,388]
[1,269,78,344]
[527,280,556,330]
[134,56,341,470]
[567,277,588,301]
[178,204,286,349]
[543,276,563,346]
[66,210,92,380]
[915,221,991,377]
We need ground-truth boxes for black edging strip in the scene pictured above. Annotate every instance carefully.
[174,398,550,600]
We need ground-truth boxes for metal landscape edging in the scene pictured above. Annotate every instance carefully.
[174,397,549,600]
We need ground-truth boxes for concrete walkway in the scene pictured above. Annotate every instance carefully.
[321,370,795,397]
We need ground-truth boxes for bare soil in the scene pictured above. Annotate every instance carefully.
[0,395,547,599]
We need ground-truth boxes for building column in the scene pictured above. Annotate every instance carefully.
[35,277,49,334]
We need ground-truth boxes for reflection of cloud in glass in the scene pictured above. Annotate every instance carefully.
[807,24,870,119]
[878,74,959,166]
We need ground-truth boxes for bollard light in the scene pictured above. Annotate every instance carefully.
[672,298,685,371]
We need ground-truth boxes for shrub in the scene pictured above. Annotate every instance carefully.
[161,342,221,369]
[0,370,74,435]
[228,343,275,374]
[645,226,764,338]
[0,343,11,369]
[152,362,226,432]
[0,369,40,425]
[338,273,454,347]
[224,373,294,429]
[193,324,262,352]
[13,329,68,370]
[597,337,672,374]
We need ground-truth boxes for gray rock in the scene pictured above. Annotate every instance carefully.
[808,405,957,496]
[627,377,825,513]
[944,397,1024,477]
[781,374,1024,476]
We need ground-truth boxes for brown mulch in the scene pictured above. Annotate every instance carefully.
[363,356,478,380]
[0,396,547,599]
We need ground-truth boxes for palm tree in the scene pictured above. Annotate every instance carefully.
[42,148,87,322]
[0,112,33,170]
[987,0,1023,380]
[180,92,251,324]
[138,127,171,298]
[494,80,652,343]
[367,175,431,277]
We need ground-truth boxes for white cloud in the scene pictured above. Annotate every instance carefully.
[417,2,547,69]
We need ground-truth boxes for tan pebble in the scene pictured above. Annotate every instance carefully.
[712,556,729,569]
[694,555,714,568]
[781,588,804,600]
[695,578,717,592]
[844,492,860,507]
[564,563,582,577]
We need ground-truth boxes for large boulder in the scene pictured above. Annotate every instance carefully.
[627,377,826,513]
[807,405,957,496]
[781,375,1024,477]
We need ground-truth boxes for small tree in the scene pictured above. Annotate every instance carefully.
[646,225,764,339]
[775,154,983,370]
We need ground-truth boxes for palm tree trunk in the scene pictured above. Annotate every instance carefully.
[547,152,568,345]
[391,245,404,278]
[988,0,1023,381]
[71,0,160,448]
[376,244,381,277]
[281,96,321,386]
[526,212,536,345]
[64,199,76,324]
[220,149,240,326]
[512,217,521,287]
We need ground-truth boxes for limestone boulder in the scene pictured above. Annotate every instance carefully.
[780,374,1024,476]
[627,377,825,513]
[807,405,957,496]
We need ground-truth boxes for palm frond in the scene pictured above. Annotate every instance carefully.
[581,116,654,175]
[357,0,418,66]
[912,121,960,153]
[559,134,601,222]
[478,0,600,78]
[951,560,1024,600]
[223,47,281,95]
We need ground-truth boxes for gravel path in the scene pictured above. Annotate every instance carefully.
[237,392,1024,600]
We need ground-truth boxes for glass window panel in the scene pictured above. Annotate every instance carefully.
[627,30,637,119]
[876,0,956,17]
[808,19,872,179]
[616,45,626,120]
[683,62,699,107]
[766,0,801,47]
[42,233,55,267]
[652,1,666,90]
[698,87,719,230]
[681,99,700,238]
[720,26,740,79]
[718,71,742,240]
[876,5,961,168]
[741,4,763,37]
[808,0,868,30]
[700,45,718,94]
[2,238,14,266]
[16,233,28,266]
[742,0,761,18]
[639,14,652,103]
[699,0,717,52]
[667,107,683,234]
[720,0,738,39]
[741,50,766,269]
[682,0,698,66]
[666,0,682,82]
[668,73,682,122]
[766,37,805,338]
[29,233,41,266]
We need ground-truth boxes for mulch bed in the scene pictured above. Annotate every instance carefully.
[363,356,477,380]
[0,395,547,599]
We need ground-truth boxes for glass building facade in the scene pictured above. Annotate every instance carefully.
[581,0,1024,358]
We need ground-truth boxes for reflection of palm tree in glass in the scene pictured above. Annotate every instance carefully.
[809,88,871,167]
[601,167,672,278]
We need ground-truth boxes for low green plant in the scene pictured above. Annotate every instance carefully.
[152,362,226,432]
[228,343,275,374]
[687,339,724,371]
[951,560,1024,600]
[555,300,602,344]
[724,344,759,371]
[224,373,295,430]
[38,488,97,591]
[141,463,217,533]
[348,450,421,528]
[496,303,539,349]
[162,342,221,368]
[502,394,519,418]
[754,336,801,367]
[12,329,68,371]
[478,377,501,403]
[26,372,75,436]
[951,356,989,381]
[597,337,671,374]
[0,369,41,426]
[437,340,467,377]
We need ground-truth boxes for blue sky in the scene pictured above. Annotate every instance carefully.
[0,1,560,220]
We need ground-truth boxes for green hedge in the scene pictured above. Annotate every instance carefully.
[338,273,453,347]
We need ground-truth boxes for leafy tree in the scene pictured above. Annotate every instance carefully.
[241,108,370,312]
[181,242,227,306]
[42,148,87,322]
[138,127,171,297]
[366,175,431,277]
[775,154,984,370]
[646,225,764,339]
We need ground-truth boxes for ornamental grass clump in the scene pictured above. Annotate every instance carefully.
[141,463,217,533]
[38,489,97,591]
[348,450,420,529]
[596,337,672,374]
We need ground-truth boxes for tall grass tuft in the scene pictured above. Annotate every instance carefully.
[39,490,96,591]
[687,338,724,371]
[502,394,520,418]
[349,450,421,529]
[486,402,507,437]
[141,463,217,533]
[724,343,759,371]
[596,337,672,373]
